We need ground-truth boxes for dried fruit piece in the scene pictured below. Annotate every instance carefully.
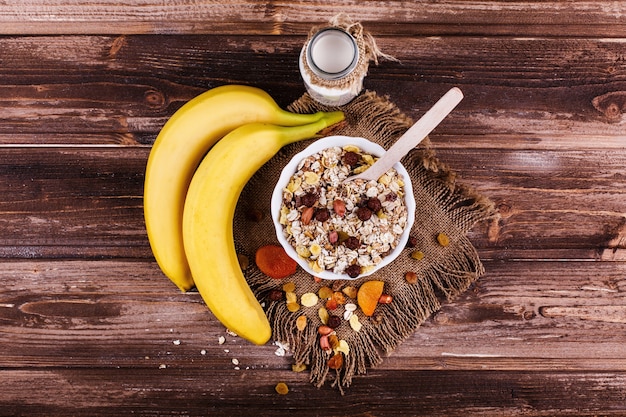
[327,315,341,329]
[301,192,318,207]
[318,286,334,299]
[286,302,300,312]
[285,291,297,304]
[342,286,358,299]
[342,151,359,166]
[349,314,362,332]
[379,294,393,304]
[345,264,361,278]
[309,243,322,256]
[296,315,307,331]
[314,208,330,222]
[335,339,350,355]
[437,232,450,247]
[405,271,418,284]
[275,382,289,395]
[256,245,297,279]
[344,236,360,251]
[357,280,384,317]
[325,298,338,310]
[301,292,319,307]
[292,363,307,372]
[328,334,340,350]
[318,307,329,324]
[282,282,296,292]
[327,353,343,369]
[303,171,320,185]
[410,250,424,260]
[332,291,346,305]
[301,206,315,225]
[268,289,284,301]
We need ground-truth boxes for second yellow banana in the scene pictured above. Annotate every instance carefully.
[182,111,345,345]
[144,84,330,292]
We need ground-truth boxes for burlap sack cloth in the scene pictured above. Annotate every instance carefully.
[233,89,497,392]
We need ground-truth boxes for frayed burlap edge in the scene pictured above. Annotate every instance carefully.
[239,91,498,393]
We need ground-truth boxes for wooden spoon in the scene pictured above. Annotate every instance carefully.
[345,87,464,183]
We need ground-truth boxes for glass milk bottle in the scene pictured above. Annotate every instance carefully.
[299,27,363,106]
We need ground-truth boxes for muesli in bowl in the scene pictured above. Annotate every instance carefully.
[271,136,415,280]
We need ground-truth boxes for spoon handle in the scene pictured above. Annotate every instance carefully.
[348,87,464,182]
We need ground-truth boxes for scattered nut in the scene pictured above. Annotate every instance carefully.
[333,199,346,217]
[301,206,315,225]
[379,294,393,304]
[405,271,418,284]
[318,325,333,335]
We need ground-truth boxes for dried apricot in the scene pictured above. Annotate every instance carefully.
[255,245,297,279]
[357,280,384,317]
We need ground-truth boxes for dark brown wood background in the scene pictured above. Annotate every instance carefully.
[1,1,625,416]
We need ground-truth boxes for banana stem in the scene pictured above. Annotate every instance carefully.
[279,111,346,146]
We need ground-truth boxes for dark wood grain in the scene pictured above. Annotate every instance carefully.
[1,1,626,37]
[0,1,624,415]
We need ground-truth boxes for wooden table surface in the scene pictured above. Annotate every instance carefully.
[1,2,625,416]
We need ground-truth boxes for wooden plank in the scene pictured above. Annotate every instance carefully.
[0,36,623,144]
[1,259,626,414]
[1,260,625,371]
[0,1,625,36]
[0,145,622,260]
[2,368,626,416]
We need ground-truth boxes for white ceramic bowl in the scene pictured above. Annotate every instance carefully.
[271,135,416,280]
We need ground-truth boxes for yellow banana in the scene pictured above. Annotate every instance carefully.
[182,111,345,345]
[144,84,330,292]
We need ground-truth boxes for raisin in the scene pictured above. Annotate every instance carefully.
[301,192,318,207]
[344,236,360,250]
[327,315,341,329]
[345,264,361,278]
[406,235,418,248]
[385,192,397,202]
[356,206,372,221]
[343,151,359,166]
[268,289,284,301]
[314,207,330,222]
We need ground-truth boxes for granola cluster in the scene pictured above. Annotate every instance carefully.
[278,144,409,278]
